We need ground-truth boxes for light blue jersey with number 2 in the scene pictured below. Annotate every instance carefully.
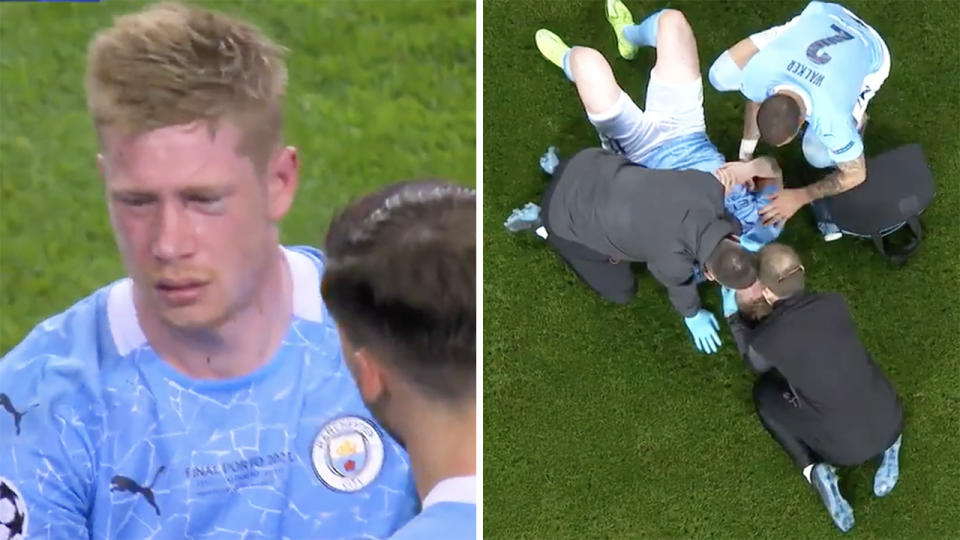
[741,1,886,163]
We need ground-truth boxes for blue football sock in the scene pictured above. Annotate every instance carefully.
[622,10,664,48]
[562,49,574,82]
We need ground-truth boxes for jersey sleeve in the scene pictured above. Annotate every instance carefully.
[0,322,102,539]
[815,113,864,164]
[647,255,700,318]
[738,60,772,103]
[748,13,802,50]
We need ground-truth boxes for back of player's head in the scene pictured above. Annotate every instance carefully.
[705,239,756,290]
[757,242,805,298]
[322,180,476,405]
[85,1,288,173]
[757,94,802,146]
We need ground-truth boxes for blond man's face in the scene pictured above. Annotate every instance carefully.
[735,280,766,305]
[100,120,288,330]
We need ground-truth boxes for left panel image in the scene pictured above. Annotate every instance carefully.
[0,1,476,539]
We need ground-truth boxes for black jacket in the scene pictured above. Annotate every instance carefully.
[545,148,738,317]
[741,291,904,464]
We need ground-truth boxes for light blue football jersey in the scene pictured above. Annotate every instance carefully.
[741,1,886,163]
[640,132,726,175]
[0,246,418,540]
[389,476,475,540]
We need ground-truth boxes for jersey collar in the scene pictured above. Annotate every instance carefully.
[772,84,813,119]
[107,246,323,356]
[422,475,477,509]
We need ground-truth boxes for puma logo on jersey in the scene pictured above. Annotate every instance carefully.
[110,466,165,516]
[0,394,38,436]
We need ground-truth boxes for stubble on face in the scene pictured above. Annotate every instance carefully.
[102,120,273,333]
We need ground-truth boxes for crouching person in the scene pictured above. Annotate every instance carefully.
[724,243,903,533]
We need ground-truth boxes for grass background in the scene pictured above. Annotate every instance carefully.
[483,0,959,538]
[0,0,475,353]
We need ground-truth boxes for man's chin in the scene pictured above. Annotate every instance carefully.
[159,305,231,332]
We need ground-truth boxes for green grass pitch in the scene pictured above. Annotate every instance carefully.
[483,1,958,538]
[0,0,475,353]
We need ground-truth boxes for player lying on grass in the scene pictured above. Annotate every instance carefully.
[506,2,782,354]
[0,3,417,538]
[723,243,904,533]
[709,1,891,241]
[321,180,477,540]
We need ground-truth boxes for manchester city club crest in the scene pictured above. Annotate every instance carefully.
[311,416,384,492]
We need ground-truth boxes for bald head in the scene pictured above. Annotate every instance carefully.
[757,243,805,299]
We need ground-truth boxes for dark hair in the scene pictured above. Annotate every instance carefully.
[757,242,805,298]
[757,94,802,146]
[321,180,476,404]
[705,239,756,289]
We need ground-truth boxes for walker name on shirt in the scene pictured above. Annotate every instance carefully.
[185,450,298,495]
[786,60,825,87]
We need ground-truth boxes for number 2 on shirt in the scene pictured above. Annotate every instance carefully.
[805,24,854,65]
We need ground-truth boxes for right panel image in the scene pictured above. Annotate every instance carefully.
[483,1,960,538]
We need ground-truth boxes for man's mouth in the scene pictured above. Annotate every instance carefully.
[154,279,209,304]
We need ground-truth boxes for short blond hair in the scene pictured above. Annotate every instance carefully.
[85,2,288,171]
[757,243,805,298]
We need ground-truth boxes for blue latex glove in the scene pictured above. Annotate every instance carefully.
[684,309,722,354]
[504,202,542,232]
[540,146,560,175]
[721,286,738,317]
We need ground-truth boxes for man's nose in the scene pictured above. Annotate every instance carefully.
[151,201,195,262]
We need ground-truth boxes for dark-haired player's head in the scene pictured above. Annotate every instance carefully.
[758,94,803,146]
[704,238,757,290]
[757,242,805,305]
[321,180,476,444]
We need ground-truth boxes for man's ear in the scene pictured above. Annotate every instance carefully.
[761,287,778,305]
[266,146,299,221]
[97,154,106,179]
[352,347,386,405]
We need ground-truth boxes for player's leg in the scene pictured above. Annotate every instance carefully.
[547,234,635,304]
[634,9,702,85]
[567,46,627,117]
[535,31,661,163]
[627,10,726,173]
[753,373,855,532]
[753,372,819,470]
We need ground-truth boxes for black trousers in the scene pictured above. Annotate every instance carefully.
[752,371,822,469]
[540,174,636,304]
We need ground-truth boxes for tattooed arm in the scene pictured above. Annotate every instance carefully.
[803,154,867,201]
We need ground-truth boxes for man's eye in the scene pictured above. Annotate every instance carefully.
[189,195,225,210]
[123,197,153,207]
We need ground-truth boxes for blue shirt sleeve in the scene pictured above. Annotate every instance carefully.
[1,319,101,539]
[739,63,771,104]
[814,112,864,163]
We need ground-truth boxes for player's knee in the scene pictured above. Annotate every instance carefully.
[568,46,604,76]
[658,9,692,39]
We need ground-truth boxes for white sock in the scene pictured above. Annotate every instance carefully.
[802,464,814,483]
[535,226,548,239]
